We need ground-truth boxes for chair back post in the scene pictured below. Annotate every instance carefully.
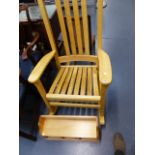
[37,0,60,69]
[97,0,103,50]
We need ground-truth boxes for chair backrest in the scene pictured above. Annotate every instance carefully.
[37,0,103,56]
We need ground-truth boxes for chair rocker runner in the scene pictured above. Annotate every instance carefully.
[28,0,112,141]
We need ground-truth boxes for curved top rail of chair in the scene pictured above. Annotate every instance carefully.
[58,55,98,65]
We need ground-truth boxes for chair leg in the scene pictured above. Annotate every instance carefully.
[99,84,108,125]
[34,80,57,114]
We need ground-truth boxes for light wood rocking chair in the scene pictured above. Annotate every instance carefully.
[28,0,112,141]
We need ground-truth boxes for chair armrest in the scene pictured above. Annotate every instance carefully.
[28,50,56,83]
[98,49,112,85]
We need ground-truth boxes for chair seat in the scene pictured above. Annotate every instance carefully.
[46,65,100,103]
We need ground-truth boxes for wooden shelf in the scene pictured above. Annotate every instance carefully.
[39,115,99,141]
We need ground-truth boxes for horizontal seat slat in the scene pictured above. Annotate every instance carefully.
[74,67,82,95]
[49,102,100,109]
[80,67,87,95]
[49,68,65,93]
[46,94,100,102]
[67,67,78,95]
[61,67,74,94]
[55,67,69,94]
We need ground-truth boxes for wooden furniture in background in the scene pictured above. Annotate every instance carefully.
[19,4,61,51]
[28,0,112,141]
[19,4,41,64]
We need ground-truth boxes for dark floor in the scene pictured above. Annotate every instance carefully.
[19,0,135,154]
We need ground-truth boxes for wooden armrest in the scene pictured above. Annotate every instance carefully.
[28,50,56,83]
[98,49,112,85]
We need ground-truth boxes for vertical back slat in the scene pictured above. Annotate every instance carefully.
[55,0,70,55]
[81,0,90,55]
[64,0,77,55]
[72,0,83,54]
[97,0,103,49]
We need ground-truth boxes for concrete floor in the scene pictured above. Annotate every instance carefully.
[19,0,135,154]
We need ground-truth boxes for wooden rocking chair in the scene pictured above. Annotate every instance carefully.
[28,0,112,141]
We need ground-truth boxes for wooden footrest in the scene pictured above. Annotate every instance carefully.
[39,115,99,141]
